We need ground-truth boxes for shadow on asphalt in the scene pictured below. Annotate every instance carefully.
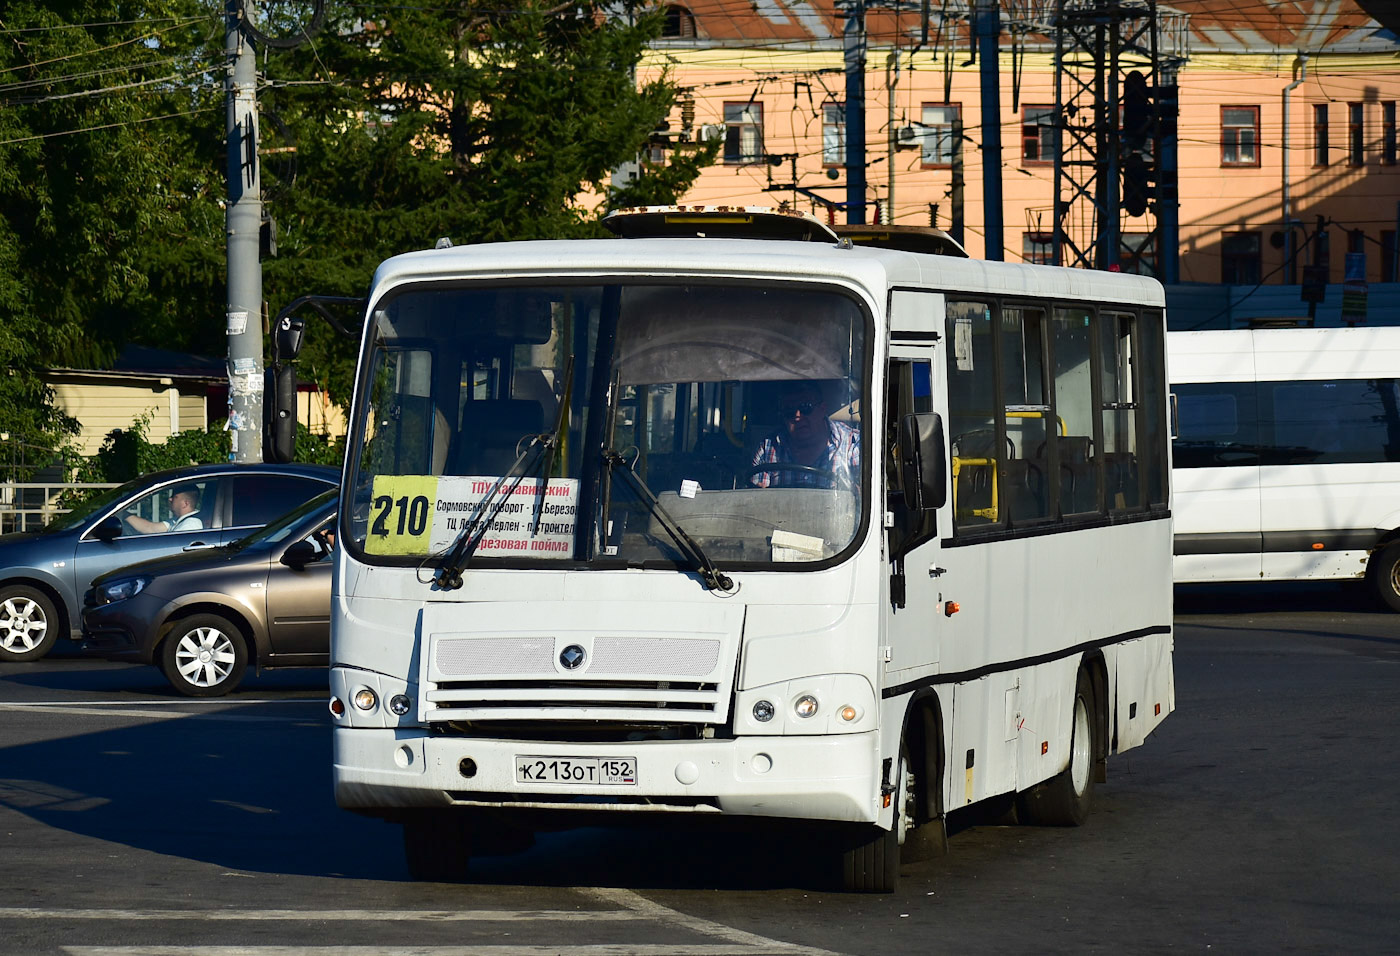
[1174,580,1382,616]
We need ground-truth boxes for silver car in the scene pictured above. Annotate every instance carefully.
[0,463,337,662]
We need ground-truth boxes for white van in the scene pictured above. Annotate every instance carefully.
[1169,326,1400,608]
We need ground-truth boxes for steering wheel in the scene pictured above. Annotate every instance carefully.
[742,461,843,487]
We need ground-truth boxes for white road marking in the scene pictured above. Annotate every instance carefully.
[0,908,645,922]
[581,887,836,953]
[0,702,321,722]
[63,948,817,955]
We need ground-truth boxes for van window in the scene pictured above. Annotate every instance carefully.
[1262,379,1400,464]
[1173,383,1261,467]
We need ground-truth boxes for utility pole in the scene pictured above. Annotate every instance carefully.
[225,0,263,462]
[974,0,1004,260]
[842,0,867,224]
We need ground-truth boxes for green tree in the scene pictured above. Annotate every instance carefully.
[0,1,224,462]
[257,0,715,406]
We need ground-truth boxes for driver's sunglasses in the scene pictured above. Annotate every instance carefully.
[781,401,818,420]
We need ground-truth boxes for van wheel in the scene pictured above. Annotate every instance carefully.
[403,810,473,882]
[1017,669,1097,826]
[0,585,60,662]
[839,743,911,893]
[159,614,248,697]
[1367,542,1400,612]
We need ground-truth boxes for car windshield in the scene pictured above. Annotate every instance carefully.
[346,280,870,571]
[43,475,161,533]
[229,489,338,549]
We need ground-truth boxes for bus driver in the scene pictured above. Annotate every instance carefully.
[749,380,860,488]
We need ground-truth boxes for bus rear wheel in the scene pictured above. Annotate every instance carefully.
[1367,541,1400,612]
[403,810,473,882]
[1017,669,1097,827]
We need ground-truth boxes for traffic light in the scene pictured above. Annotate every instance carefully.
[1123,70,1152,152]
[1122,152,1151,218]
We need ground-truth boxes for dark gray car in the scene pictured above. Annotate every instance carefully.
[0,463,337,662]
[81,490,337,696]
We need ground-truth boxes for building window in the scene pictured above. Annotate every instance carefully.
[662,5,697,38]
[1120,233,1157,276]
[1314,103,1329,167]
[1022,105,1058,165]
[1385,102,1397,166]
[1221,232,1262,285]
[723,102,763,164]
[1221,106,1260,167]
[822,103,844,167]
[1382,230,1397,282]
[1349,102,1365,166]
[921,103,960,167]
[1023,232,1056,264]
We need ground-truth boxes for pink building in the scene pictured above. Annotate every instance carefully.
[642,0,1400,286]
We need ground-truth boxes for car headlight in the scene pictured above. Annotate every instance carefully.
[96,576,151,605]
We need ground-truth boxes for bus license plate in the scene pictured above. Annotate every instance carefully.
[515,755,637,786]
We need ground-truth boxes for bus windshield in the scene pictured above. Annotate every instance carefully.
[346,280,869,571]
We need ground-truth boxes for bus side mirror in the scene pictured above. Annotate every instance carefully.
[275,315,305,362]
[265,364,297,464]
[899,412,947,511]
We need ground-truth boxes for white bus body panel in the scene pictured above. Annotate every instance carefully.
[1169,327,1400,583]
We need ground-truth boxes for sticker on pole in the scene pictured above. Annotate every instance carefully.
[365,475,578,558]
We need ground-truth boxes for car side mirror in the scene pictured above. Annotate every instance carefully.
[899,412,947,511]
[93,516,124,542]
[280,540,318,569]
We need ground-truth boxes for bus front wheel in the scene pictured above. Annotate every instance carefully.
[1367,542,1400,612]
[839,743,912,893]
[403,810,472,882]
[1016,669,1097,826]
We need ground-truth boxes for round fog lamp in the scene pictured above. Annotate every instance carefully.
[752,699,775,723]
[389,694,411,716]
[353,688,378,711]
[794,694,819,719]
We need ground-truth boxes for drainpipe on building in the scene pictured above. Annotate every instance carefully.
[1282,53,1309,285]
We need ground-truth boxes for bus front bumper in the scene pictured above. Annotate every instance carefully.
[332,727,880,825]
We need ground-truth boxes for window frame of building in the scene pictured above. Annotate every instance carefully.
[1385,102,1398,166]
[822,102,845,168]
[1349,102,1365,166]
[920,103,960,168]
[1314,103,1330,167]
[1119,233,1157,276]
[662,4,697,38]
[1022,231,1057,265]
[723,101,764,165]
[1221,231,1263,286]
[1022,105,1058,166]
[1220,106,1261,167]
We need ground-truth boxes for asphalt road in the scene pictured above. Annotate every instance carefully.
[2,581,1398,954]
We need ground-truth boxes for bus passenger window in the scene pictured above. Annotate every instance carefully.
[946,300,1000,532]
[1101,311,1140,511]
[1003,306,1052,523]
[1052,307,1101,514]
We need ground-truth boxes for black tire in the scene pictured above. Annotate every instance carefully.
[403,810,473,882]
[0,584,61,662]
[1017,669,1097,826]
[840,743,911,893]
[1368,541,1400,612]
[158,613,249,697]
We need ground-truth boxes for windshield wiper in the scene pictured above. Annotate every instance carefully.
[435,360,575,590]
[602,449,734,593]
[433,437,550,590]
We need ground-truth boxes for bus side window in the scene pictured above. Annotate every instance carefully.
[946,300,1000,532]
[887,358,937,556]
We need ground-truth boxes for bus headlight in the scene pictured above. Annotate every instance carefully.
[389,694,411,716]
[794,694,819,718]
[752,699,775,722]
[353,688,378,711]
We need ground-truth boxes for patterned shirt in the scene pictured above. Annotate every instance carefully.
[749,420,860,488]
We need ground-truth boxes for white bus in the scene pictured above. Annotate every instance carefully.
[328,208,1175,892]
[1169,326,1400,608]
